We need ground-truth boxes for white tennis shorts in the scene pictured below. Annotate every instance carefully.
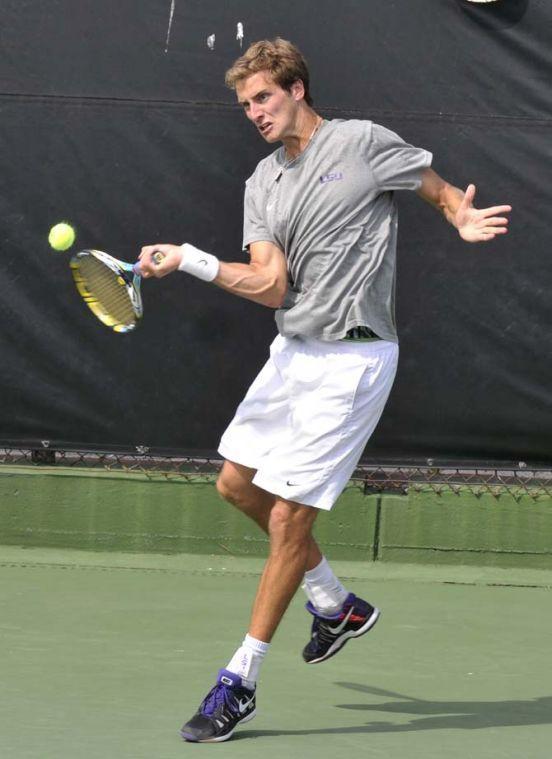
[218,334,398,510]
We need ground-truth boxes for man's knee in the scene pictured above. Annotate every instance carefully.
[268,500,318,542]
[216,461,256,508]
[216,472,242,506]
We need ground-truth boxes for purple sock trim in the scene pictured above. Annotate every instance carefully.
[217,669,242,688]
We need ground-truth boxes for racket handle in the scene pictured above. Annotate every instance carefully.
[133,250,166,276]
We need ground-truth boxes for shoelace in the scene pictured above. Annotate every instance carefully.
[310,616,343,646]
[201,683,230,717]
[318,621,342,644]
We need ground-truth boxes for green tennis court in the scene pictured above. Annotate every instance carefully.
[2,545,551,758]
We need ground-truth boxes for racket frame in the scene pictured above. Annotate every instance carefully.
[70,249,143,333]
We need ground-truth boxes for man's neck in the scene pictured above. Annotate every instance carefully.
[283,109,322,160]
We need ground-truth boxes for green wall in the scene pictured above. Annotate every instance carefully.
[1,467,551,569]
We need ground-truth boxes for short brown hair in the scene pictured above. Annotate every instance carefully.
[225,38,313,106]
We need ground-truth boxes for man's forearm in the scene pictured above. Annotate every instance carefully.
[417,168,465,229]
[214,261,287,309]
[139,240,288,307]
[417,168,511,243]
[437,183,466,229]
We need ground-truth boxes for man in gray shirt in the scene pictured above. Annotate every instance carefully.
[139,38,511,743]
[243,117,432,343]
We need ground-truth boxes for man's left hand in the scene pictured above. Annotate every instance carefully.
[455,184,511,243]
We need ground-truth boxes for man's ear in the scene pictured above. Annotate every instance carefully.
[290,79,305,101]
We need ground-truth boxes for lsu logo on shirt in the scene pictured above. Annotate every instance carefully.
[319,172,343,184]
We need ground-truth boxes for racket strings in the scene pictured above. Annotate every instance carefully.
[77,257,136,326]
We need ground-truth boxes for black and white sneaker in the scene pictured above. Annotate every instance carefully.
[180,669,256,743]
[302,593,380,664]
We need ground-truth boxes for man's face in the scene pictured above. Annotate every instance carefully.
[236,71,303,143]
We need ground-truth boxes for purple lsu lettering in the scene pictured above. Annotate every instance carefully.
[319,172,343,184]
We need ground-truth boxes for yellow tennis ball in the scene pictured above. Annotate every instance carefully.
[48,222,76,251]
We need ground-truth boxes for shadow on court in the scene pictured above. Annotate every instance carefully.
[238,684,552,738]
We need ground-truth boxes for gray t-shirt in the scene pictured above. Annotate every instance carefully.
[242,119,432,342]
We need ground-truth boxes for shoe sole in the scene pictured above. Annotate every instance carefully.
[180,709,256,743]
[305,607,381,664]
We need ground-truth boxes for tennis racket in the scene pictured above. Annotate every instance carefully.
[70,249,164,333]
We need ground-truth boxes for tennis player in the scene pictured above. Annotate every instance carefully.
[139,38,511,743]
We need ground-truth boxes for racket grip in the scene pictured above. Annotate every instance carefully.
[133,251,166,276]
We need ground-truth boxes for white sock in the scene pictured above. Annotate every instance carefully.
[225,633,270,690]
[302,556,349,616]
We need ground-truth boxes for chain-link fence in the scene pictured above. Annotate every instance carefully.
[1,447,551,501]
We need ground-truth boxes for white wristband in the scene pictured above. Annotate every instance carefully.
[178,243,220,282]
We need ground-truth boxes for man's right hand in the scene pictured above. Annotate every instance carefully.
[138,244,183,278]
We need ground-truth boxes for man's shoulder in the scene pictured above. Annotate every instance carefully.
[326,118,374,134]
[314,119,380,160]
[321,118,378,148]
[326,119,410,154]
[246,147,282,187]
